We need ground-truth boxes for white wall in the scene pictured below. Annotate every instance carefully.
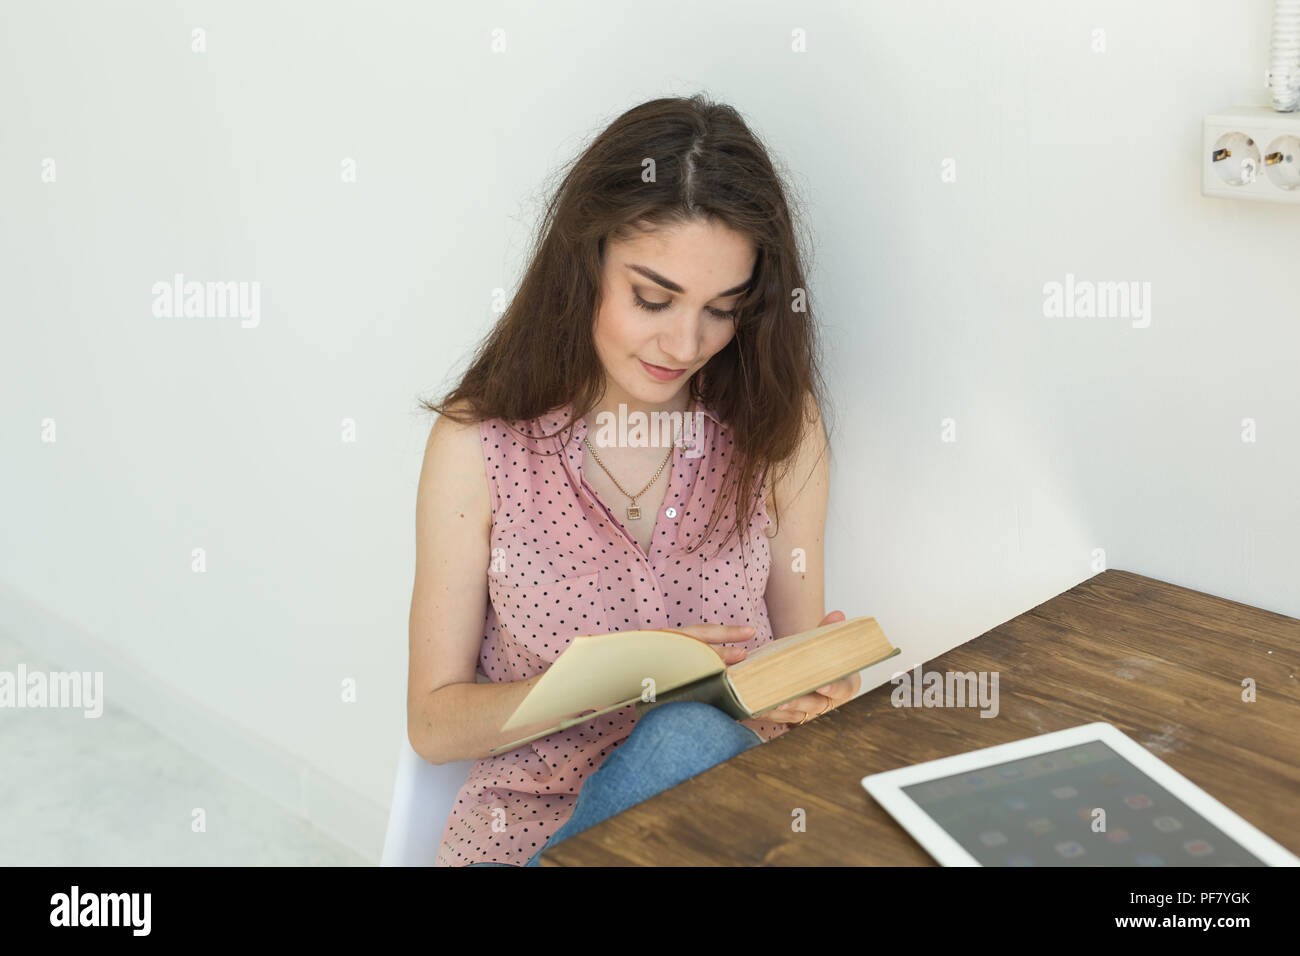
[1,1,1295,861]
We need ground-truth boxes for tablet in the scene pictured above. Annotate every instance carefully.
[860,722,1299,866]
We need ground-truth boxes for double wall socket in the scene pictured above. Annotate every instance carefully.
[1202,105,1300,204]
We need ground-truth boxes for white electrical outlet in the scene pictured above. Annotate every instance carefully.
[1202,105,1300,204]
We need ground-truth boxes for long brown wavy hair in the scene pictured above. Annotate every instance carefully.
[421,94,831,563]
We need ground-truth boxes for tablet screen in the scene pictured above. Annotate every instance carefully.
[900,740,1265,866]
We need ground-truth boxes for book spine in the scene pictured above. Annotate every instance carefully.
[633,672,749,721]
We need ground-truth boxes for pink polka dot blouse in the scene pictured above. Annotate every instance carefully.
[433,396,789,866]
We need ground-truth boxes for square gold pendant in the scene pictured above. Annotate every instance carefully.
[627,505,641,520]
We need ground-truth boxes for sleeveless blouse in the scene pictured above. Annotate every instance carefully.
[433,397,788,866]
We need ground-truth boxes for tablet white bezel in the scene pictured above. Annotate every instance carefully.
[860,721,1300,866]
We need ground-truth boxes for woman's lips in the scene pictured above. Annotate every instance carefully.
[639,359,686,381]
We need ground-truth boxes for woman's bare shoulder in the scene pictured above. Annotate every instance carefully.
[420,399,492,530]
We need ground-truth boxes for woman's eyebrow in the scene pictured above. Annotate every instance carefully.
[625,263,751,297]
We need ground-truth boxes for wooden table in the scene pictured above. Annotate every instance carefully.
[540,569,1300,865]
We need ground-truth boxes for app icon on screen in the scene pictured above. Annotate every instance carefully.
[1106,828,1131,844]
[1153,816,1182,833]
[1135,853,1165,866]
[1027,817,1054,836]
[1124,794,1153,809]
[1004,796,1028,811]
[1184,840,1214,856]
[1051,786,1078,799]
[1054,841,1085,858]
[979,830,1008,847]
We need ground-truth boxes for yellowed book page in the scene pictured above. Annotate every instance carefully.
[727,617,896,714]
[735,616,857,666]
[501,629,725,731]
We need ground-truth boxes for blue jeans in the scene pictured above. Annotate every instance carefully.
[466,701,764,867]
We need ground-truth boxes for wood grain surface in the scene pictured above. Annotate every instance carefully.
[540,569,1300,865]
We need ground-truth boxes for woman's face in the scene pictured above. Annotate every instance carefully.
[592,218,756,408]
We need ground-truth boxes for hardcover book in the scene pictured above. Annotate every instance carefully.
[489,616,900,755]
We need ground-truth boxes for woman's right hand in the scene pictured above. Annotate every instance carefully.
[670,623,754,665]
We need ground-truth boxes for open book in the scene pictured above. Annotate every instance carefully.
[489,616,900,755]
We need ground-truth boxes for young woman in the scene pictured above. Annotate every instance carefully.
[408,94,858,867]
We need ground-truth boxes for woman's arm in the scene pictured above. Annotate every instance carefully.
[761,392,860,699]
[406,407,560,764]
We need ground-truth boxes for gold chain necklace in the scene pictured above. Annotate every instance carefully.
[583,436,674,521]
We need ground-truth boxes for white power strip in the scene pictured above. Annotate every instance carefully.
[1202,106,1300,204]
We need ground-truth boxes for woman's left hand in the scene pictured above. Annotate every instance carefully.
[764,672,862,724]
[762,610,862,725]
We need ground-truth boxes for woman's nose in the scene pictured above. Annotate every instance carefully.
[659,312,701,364]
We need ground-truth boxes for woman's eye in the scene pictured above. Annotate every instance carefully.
[633,292,736,319]
[633,292,670,312]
